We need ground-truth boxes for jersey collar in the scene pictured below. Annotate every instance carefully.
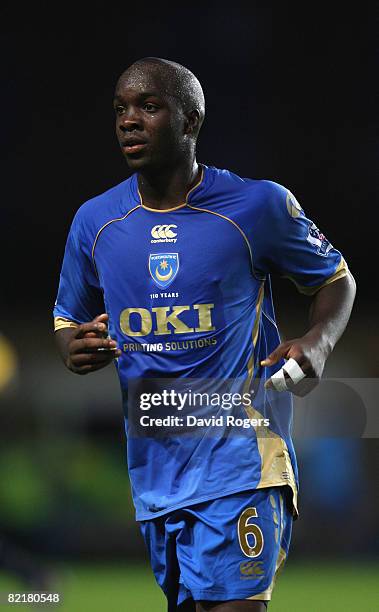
[128,164,214,211]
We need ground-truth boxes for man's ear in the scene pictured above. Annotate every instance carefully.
[184,109,201,136]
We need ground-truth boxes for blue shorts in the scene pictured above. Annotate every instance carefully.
[140,486,293,609]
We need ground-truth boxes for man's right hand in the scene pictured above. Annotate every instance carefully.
[55,313,122,375]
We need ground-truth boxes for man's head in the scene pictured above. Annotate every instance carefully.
[114,58,205,172]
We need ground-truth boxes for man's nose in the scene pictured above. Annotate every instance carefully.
[118,108,142,132]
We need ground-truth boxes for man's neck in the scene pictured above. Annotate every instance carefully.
[137,159,200,210]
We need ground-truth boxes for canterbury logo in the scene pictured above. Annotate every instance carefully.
[239,561,264,577]
[151,225,178,243]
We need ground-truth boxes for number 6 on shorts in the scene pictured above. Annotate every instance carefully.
[237,507,264,558]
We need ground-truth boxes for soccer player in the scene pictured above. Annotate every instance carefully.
[53,58,356,611]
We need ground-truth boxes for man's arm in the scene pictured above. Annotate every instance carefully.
[262,271,356,395]
[55,313,121,375]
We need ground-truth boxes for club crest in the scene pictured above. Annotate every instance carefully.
[149,253,179,289]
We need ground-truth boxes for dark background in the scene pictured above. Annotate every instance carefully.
[1,3,376,317]
[0,3,377,609]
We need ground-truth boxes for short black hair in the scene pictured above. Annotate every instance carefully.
[117,57,205,131]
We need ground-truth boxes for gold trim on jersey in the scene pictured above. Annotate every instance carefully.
[140,201,187,213]
[54,316,80,332]
[242,282,299,516]
[285,257,348,296]
[91,205,141,275]
[138,166,204,212]
[186,204,258,278]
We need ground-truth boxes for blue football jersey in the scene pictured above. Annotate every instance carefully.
[54,165,348,520]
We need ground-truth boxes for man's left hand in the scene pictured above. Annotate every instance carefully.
[261,334,329,397]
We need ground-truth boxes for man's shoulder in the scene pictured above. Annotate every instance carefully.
[205,165,288,207]
[73,175,138,237]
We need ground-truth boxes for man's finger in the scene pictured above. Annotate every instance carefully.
[72,353,122,375]
[75,314,109,339]
[82,331,100,339]
[265,367,288,392]
[70,337,118,353]
[264,359,308,393]
[71,350,121,367]
[260,342,290,367]
[75,322,107,339]
[283,358,306,385]
[94,313,109,323]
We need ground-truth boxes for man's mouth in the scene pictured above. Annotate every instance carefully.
[121,139,147,154]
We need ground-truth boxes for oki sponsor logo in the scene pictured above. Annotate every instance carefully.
[120,303,215,337]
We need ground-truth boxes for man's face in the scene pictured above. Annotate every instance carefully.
[114,69,187,172]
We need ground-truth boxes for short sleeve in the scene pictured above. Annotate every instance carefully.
[253,182,348,294]
[53,211,105,330]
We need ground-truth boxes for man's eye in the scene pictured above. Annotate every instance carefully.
[115,106,125,115]
[143,103,158,113]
